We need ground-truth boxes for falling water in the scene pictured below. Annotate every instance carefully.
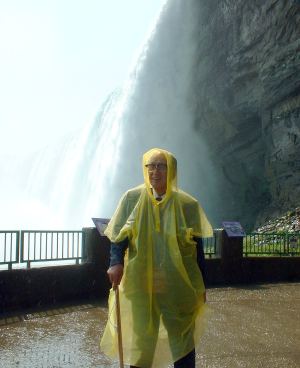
[0,0,219,230]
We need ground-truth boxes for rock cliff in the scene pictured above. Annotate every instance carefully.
[193,0,300,230]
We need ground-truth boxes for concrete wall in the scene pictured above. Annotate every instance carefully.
[0,228,111,315]
[1,228,300,315]
[207,230,300,285]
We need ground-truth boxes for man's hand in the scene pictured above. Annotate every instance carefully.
[107,264,124,289]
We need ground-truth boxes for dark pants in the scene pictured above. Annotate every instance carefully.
[173,349,195,368]
[130,296,195,367]
[130,348,195,368]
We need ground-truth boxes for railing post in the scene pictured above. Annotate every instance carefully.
[20,230,24,264]
[81,230,86,262]
[283,233,287,254]
[219,229,244,283]
[213,229,223,258]
[20,231,31,269]
[16,231,20,264]
[82,227,110,268]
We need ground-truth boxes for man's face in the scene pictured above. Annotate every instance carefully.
[146,152,167,195]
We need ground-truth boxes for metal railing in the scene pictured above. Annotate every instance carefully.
[243,232,300,256]
[203,236,217,258]
[4,229,298,269]
[0,230,85,269]
[0,231,19,270]
[21,230,85,268]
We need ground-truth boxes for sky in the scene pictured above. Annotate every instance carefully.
[0,0,166,157]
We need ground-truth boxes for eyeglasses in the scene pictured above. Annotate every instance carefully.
[145,163,167,172]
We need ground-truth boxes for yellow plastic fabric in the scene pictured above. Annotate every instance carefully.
[100,148,213,367]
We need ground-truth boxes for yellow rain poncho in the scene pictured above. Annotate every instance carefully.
[100,148,213,367]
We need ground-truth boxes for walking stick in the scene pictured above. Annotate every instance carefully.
[114,285,124,368]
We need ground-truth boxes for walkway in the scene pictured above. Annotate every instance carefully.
[0,282,299,367]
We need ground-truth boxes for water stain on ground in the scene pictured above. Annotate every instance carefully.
[0,283,299,368]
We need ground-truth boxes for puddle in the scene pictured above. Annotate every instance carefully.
[0,283,299,367]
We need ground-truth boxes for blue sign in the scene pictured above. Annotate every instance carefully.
[92,217,110,236]
[222,221,246,237]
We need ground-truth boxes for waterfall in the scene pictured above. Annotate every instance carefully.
[1,0,219,230]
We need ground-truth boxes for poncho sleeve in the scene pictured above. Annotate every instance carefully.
[180,192,213,238]
[104,187,142,243]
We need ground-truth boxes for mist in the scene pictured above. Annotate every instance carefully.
[0,0,219,230]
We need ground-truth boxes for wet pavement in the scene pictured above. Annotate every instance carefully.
[0,282,299,368]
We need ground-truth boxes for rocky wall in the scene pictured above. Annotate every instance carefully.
[192,0,300,229]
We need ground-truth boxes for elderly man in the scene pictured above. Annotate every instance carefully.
[100,148,212,368]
